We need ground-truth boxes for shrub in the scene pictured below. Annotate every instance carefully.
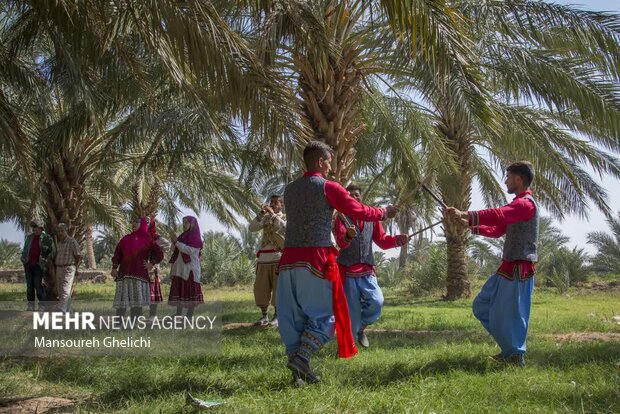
[0,239,22,268]
[200,231,256,286]
[406,242,447,296]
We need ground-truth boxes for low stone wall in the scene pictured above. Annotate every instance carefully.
[0,269,111,284]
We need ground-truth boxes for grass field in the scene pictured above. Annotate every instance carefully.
[0,282,619,413]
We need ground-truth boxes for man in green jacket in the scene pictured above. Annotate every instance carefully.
[20,219,56,311]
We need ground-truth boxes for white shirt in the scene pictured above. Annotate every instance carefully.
[169,241,201,282]
[249,212,286,263]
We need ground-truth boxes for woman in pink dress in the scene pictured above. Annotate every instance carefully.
[112,217,164,317]
[168,216,204,317]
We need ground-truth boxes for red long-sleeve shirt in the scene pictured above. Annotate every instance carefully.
[278,172,387,278]
[468,190,537,279]
[334,215,402,277]
[112,240,164,282]
[28,235,41,265]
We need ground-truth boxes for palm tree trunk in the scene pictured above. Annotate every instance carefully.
[437,114,473,300]
[85,225,96,269]
[443,219,470,299]
[42,157,87,241]
[296,4,364,183]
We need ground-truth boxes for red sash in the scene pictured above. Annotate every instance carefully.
[324,246,358,359]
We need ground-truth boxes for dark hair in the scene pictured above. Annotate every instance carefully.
[270,194,282,200]
[303,141,334,170]
[506,161,534,186]
[345,184,363,193]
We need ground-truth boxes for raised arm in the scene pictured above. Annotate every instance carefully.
[248,215,264,232]
[155,236,172,252]
[325,181,386,222]
[469,198,536,227]
[372,221,402,250]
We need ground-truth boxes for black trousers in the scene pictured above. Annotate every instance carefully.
[25,263,46,306]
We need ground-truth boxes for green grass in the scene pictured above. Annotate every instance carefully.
[0,282,619,413]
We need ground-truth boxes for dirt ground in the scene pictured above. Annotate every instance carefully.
[0,397,74,414]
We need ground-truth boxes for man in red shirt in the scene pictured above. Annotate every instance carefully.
[20,220,56,311]
[277,141,398,386]
[446,161,538,366]
[334,184,408,349]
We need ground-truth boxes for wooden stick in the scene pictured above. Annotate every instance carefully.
[408,220,442,238]
[421,183,447,209]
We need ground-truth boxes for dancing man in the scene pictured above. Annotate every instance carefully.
[446,161,538,366]
[334,185,408,349]
[277,141,398,385]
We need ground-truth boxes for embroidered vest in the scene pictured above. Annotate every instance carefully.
[502,194,539,262]
[284,175,334,247]
[337,216,375,267]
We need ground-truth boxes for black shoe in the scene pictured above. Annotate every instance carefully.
[505,354,526,366]
[489,353,504,363]
[253,314,269,326]
[357,328,369,349]
[291,371,306,388]
[286,355,320,384]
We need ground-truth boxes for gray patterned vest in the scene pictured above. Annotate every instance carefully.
[502,194,539,262]
[337,216,375,267]
[284,175,334,247]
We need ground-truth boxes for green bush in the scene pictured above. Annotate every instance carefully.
[406,242,446,296]
[0,239,22,268]
[537,246,590,290]
[374,256,402,288]
[200,231,256,286]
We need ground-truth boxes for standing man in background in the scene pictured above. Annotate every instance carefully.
[249,194,286,327]
[21,219,55,311]
[54,223,82,312]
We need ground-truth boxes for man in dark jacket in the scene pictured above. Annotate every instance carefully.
[20,219,56,311]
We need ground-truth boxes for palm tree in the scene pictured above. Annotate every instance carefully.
[237,225,262,261]
[390,2,620,299]
[0,238,21,268]
[588,212,620,274]
[0,0,297,242]
[93,230,119,265]
[240,0,469,183]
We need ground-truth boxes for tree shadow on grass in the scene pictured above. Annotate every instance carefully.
[364,329,490,350]
[341,354,493,389]
[19,353,262,409]
[383,296,471,309]
[526,340,620,369]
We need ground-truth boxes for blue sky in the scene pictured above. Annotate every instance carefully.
[1,0,619,255]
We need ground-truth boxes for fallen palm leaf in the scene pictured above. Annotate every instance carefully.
[186,392,225,409]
